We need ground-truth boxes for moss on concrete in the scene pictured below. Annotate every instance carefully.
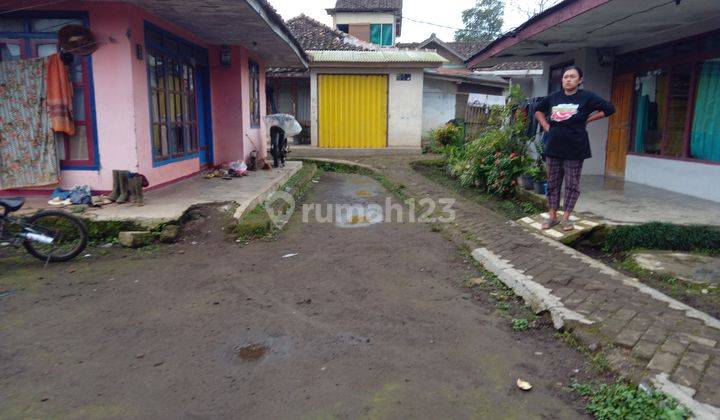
[86,220,144,244]
[233,163,318,241]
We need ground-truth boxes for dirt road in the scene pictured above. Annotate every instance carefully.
[0,172,594,419]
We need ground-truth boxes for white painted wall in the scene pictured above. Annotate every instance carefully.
[626,155,720,203]
[422,78,457,139]
[333,12,395,25]
[309,67,424,148]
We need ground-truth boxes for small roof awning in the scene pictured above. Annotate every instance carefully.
[104,0,308,67]
[467,0,720,68]
[307,50,446,67]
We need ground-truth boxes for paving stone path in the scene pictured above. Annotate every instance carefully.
[308,155,720,416]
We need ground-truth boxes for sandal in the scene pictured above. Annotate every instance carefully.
[541,218,559,230]
[561,220,575,231]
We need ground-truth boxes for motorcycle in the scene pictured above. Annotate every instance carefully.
[264,114,302,168]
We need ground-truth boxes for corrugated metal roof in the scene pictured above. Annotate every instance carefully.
[308,50,446,64]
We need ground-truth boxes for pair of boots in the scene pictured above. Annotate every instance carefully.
[108,170,144,206]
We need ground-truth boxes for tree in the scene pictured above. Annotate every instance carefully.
[507,0,562,20]
[454,0,504,43]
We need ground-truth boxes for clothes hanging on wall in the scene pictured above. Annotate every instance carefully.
[0,57,59,189]
[46,53,75,136]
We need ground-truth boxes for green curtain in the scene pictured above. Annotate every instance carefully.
[370,24,393,46]
[690,61,720,162]
[370,24,382,45]
[381,24,393,46]
[634,94,649,153]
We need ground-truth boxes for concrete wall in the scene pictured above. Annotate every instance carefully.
[534,47,613,176]
[422,78,457,139]
[626,155,720,203]
[309,67,424,148]
[333,12,395,25]
[15,1,141,192]
[333,12,396,44]
[348,24,371,43]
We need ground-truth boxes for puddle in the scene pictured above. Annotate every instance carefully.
[235,343,269,361]
[355,189,376,198]
[335,205,384,228]
[219,334,293,366]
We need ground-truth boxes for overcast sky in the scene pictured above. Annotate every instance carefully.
[267,0,554,43]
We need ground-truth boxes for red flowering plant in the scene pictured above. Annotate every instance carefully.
[446,85,533,197]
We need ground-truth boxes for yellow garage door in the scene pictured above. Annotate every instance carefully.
[318,74,388,148]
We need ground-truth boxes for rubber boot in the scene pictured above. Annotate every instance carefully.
[129,177,137,204]
[116,171,130,204]
[131,176,144,206]
[107,170,120,202]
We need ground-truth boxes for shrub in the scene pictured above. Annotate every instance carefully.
[604,222,720,253]
[442,85,533,197]
[432,122,465,147]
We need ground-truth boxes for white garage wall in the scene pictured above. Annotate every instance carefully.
[309,67,424,148]
[422,78,457,139]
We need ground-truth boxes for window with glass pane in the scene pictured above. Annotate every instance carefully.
[633,69,668,155]
[249,60,260,128]
[1,14,96,168]
[147,39,199,163]
[548,61,574,94]
[370,24,393,46]
[625,31,720,162]
[663,64,692,157]
[31,18,82,33]
[0,41,22,61]
[0,18,24,32]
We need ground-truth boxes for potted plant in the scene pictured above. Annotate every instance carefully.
[521,168,536,190]
[532,161,547,195]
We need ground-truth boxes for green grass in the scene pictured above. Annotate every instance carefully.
[604,222,720,253]
[410,159,543,220]
[555,331,611,374]
[572,382,691,420]
[234,163,318,241]
[456,246,541,332]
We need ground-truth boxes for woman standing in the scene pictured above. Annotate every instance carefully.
[534,66,615,231]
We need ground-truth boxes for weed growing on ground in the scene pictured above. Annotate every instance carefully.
[572,381,691,420]
[511,318,530,331]
[495,301,509,311]
[556,331,611,374]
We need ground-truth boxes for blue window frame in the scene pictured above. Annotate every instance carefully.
[144,22,209,166]
[0,11,100,170]
[249,60,260,128]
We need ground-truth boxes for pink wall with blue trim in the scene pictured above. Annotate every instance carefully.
[1,0,268,194]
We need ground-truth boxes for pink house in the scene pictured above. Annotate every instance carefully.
[0,0,307,195]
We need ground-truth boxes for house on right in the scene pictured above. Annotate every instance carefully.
[467,0,720,203]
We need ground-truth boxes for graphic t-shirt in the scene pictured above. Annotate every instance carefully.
[534,90,615,160]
